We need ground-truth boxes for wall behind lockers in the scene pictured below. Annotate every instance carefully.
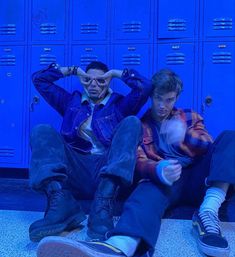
[0,0,235,168]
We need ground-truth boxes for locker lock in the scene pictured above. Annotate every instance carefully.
[30,96,40,112]
[205,95,213,107]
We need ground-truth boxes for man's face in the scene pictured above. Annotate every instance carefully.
[81,69,109,102]
[151,90,178,121]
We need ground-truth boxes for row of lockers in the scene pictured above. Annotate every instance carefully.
[0,41,234,167]
[1,0,235,42]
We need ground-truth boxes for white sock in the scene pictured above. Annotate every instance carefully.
[106,235,140,257]
[199,187,226,215]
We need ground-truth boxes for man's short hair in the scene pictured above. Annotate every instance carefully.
[85,61,109,73]
[151,69,183,96]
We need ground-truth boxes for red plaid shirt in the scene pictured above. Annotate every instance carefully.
[136,108,213,183]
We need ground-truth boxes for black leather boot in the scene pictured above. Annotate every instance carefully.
[87,177,119,240]
[29,181,86,242]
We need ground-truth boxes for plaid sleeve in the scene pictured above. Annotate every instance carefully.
[135,145,162,184]
[184,111,213,154]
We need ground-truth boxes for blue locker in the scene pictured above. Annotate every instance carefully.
[0,0,25,41]
[71,44,109,91]
[72,0,109,41]
[31,0,66,41]
[112,0,152,41]
[203,0,235,38]
[156,43,196,109]
[30,45,66,131]
[0,46,25,166]
[158,0,197,39]
[112,44,152,117]
[201,42,235,138]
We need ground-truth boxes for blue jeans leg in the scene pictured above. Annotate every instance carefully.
[100,116,142,186]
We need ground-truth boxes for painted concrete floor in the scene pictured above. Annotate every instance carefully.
[0,210,234,257]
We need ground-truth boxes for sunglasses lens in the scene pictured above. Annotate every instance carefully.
[97,79,106,84]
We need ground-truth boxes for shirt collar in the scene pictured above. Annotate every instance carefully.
[81,88,113,106]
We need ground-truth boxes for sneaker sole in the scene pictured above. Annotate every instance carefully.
[30,213,86,242]
[192,226,230,257]
[37,236,120,257]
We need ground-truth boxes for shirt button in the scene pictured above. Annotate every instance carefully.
[87,113,89,116]
[75,126,78,130]
[131,73,135,77]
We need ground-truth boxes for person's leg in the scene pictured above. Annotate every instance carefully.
[29,124,104,241]
[192,130,235,257]
[88,116,143,240]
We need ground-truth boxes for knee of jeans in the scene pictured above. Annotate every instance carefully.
[122,116,141,131]
[30,124,55,139]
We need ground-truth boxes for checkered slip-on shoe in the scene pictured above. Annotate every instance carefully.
[37,236,127,257]
[192,211,230,257]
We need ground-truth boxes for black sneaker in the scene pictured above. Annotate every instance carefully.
[192,211,230,257]
[37,236,127,257]
[29,189,86,242]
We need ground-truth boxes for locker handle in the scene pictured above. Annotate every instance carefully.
[205,95,213,107]
[30,96,40,112]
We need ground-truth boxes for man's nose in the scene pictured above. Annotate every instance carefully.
[90,78,98,86]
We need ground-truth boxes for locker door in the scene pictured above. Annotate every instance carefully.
[204,0,235,37]
[201,42,235,138]
[112,44,152,117]
[30,45,66,131]
[0,46,25,166]
[158,0,197,39]
[31,0,66,41]
[72,0,109,41]
[71,45,109,91]
[156,43,196,108]
[113,0,152,41]
[0,0,25,41]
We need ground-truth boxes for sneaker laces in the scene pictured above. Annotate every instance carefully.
[199,211,221,234]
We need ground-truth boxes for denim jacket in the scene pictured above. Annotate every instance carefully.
[32,64,152,153]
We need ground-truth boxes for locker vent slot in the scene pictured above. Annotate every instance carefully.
[168,19,186,31]
[0,24,16,35]
[212,52,232,64]
[0,55,16,66]
[0,148,14,157]
[213,18,233,30]
[166,53,185,65]
[40,54,56,65]
[40,23,57,34]
[80,55,98,66]
[122,54,141,65]
[123,22,141,33]
[80,24,98,34]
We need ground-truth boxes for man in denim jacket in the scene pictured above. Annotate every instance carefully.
[29,61,152,242]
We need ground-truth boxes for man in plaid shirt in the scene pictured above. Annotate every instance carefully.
[37,69,235,257]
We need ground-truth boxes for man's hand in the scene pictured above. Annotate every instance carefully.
[162,159,182,185]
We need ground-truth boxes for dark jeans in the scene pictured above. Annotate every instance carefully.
[110,130,235,256]
[29,116,142,199]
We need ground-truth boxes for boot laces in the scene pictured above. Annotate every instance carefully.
[199,211,221,234]
[48,190,64,212]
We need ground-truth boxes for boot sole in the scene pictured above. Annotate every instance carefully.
[30,213,86,242]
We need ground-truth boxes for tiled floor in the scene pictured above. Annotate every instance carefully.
[0,209,235,257]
